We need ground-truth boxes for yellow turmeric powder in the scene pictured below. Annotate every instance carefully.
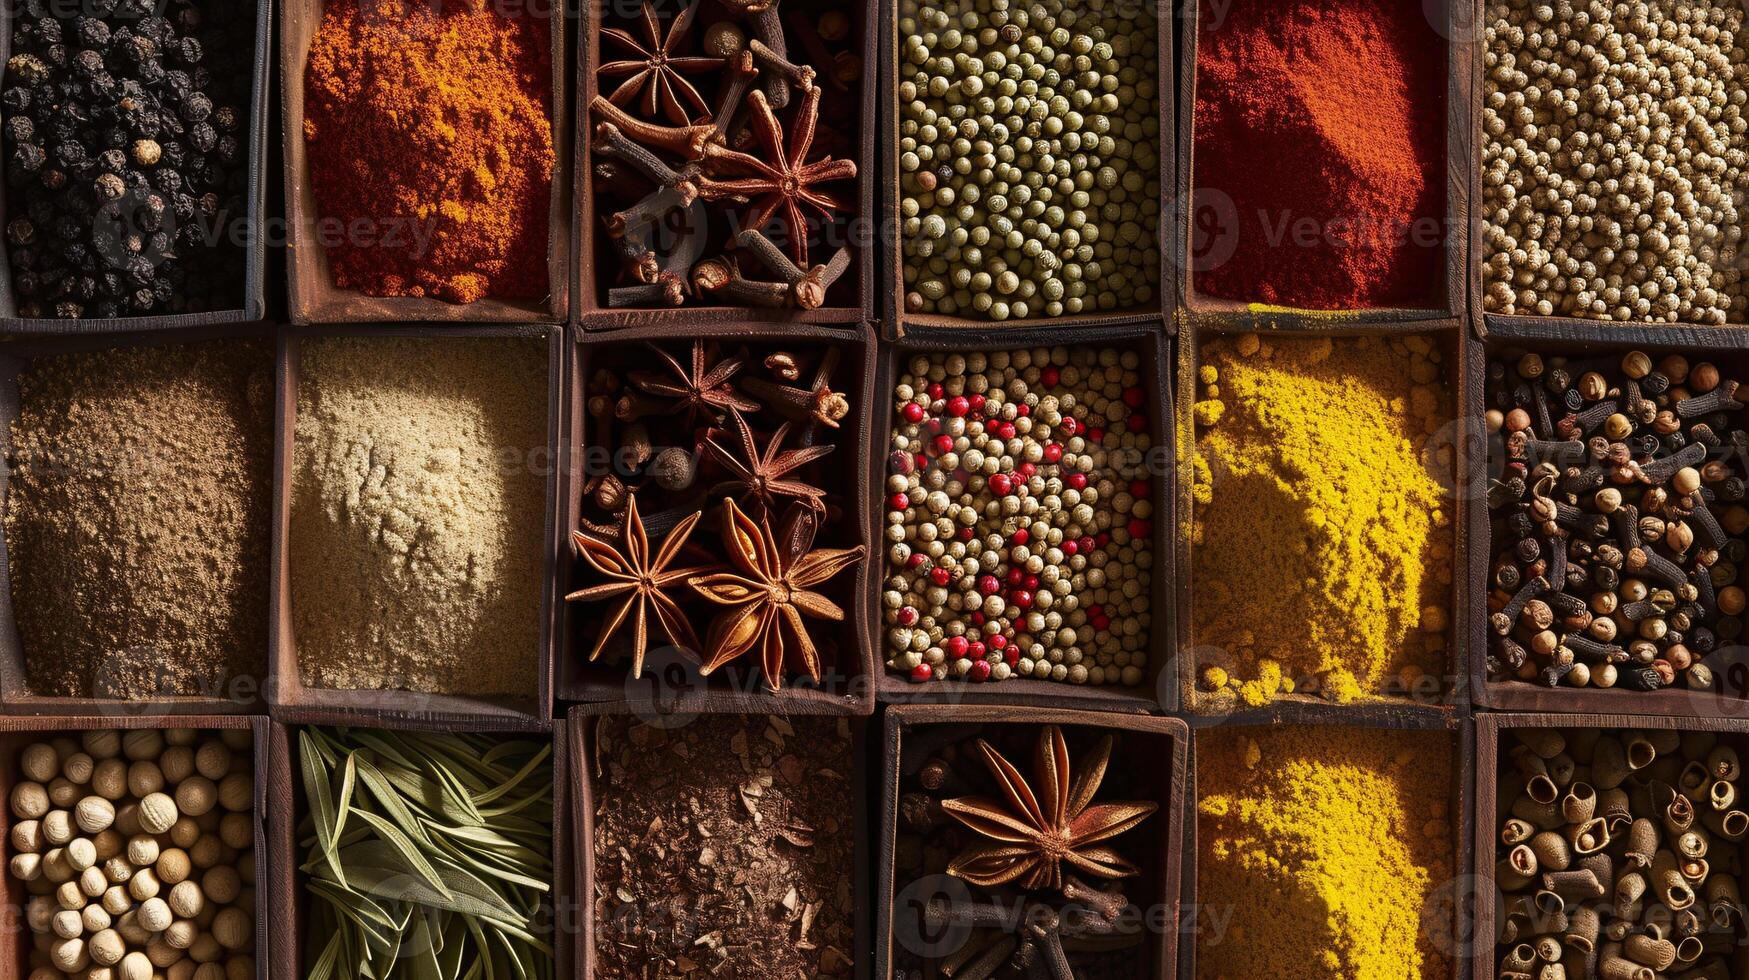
[1190,334,1452,707]
[304,0,554,304]
[1196,725,1454,980]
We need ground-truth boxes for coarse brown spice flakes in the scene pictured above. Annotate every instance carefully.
[5,340,274,699]
[592,714,856,978]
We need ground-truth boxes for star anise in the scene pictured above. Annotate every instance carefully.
[942,726,1157,893]
[697,85,857,266]
[705,408,833,516]
[599,0,726,125]
[567,494,713,678]
[688,498,865,690]
[628,340,761,429]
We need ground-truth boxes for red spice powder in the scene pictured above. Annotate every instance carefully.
[304,0,554,304]
[1191,0,1446,310]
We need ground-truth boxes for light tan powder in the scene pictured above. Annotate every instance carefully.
[291,336,546,696]
[5,340,274,699]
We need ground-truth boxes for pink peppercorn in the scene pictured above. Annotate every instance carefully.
[989,473,1013,495]
[1041,367,1060,387]
[990,633,1007,650]
[968,640,986,658]
[968,660,992,682]
[1011,529,1029,545]
[1130,479,1149,498]
[902,403,926,424]
[1062,539,1078,556]
[897,606,918,626]
[889,493,910,511]
[1043,444,1063,463]
[1016,404,1030,417]
[928,383,944,399]
[1066,472,1087,490]
[930,567,952,586]
[1087,426,1104,442]
[978,575,1000,594]
[1011,590,1033,609]
[933,434,954,454]
[946,396,970,417]
[910,663,932,682]
[968,393,985,413]
[943,636,968,658]
[1129,519,1152,539]
[1059,417,1078,437]
[1128,414,1147,433]
[1123,387,1144,408]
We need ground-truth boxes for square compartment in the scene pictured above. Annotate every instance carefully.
[0,0,272,332]
[1176,324,1470,722]
[280,0,571,323]
[869,324,1176,712]
[575,0,875,329]
[569,704,869,978]
[266,719,573,979]
[269,325,565,728]
[874,703,1188,980]
[880,0,1172,338]
[0,714,270,978]
[0,328,276,715]
[1177,0,1468,332]
[558,324,877,716]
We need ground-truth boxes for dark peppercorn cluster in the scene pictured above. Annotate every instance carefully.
[3,0,254,318]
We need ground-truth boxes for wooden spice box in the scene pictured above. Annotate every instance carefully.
[573,0,876,330]
[557,322,878,716]
[1464,324,1749,717]
[0,326,276,717]
[1471,712,1749,980]
[266,717,574,980]
[1173,0,1470,334]
[873,703,1188,980]
[878,0,1173,338]
[868,323,1177,713]
[0,0,273,333]
[268,324,566,731]
[1180,710,1473,979]
[568,703,871,978]
[1174,322,1472,722]
[0,714,271,978]
[279,0,572,323]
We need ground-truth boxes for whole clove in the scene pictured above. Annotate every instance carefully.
[1487,350,1749,693]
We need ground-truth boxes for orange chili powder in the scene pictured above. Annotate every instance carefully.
[1191,0,1445,310]
[304,0,554,304]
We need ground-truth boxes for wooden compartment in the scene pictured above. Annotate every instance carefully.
[569,703,870,978]
[0,327,275,716]
[1466,324,1749,717]
[280,0,571,323]
[1175,323,1470,722]
[1473,712,1749,980]
[0,0,273,333]
[268,325,565,730]
[1182,710,1472,979]
[266,718,573,980]
[1175,0,1469,334]
[873,703,1188,980]
[879,0,1172,338]
[0,715,270,978]
[868,323,1175,712]
[557,322,876,716]
[574,0,875,329]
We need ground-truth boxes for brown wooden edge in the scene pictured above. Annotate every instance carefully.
[873,702,1189,980]
[280,0,571,324]
[0,0,273,334]
[1175,320,1472,720]
[0,326,277,716]
[867,322,1177,713]
[0,714,270,979]
[1471,711,1749,980]
[267,716,574,980]
[1181,709,1473,980]
[556,321,877,716]
[1466,324,1749,716]
[1175,0,1468,335]
[878,0,1173,340]
[572,0,876,330]
[566,702,871,979]
[267,324,561,731]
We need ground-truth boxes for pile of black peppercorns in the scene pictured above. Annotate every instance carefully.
[1486,349,1749,693]
[3,0,254,319]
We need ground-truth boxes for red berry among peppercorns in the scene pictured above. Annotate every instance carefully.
[1059,417,1078,437]
[897,606,918,626]
[1130,479,1149,498]
[943,635,968,658]
[930,566,952,586]
[1043,444,1063,463]
[910,663,933,682]
[968,660,992,682]
[1128,519,1151,539]
[989,473,1013,495]
[1041,367,1060,387]
[977,575,1000,594]
[1123,387,1144,408]
[889,493,910,511]
[932,434,954,454]
[1128,414,1147,432]
[902,402,926,424]
[1011,529,1029,545]
[1066,472,1087,490]
[946,396,970,417]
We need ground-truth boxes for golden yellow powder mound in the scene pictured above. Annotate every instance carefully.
[1190,334,1452,707]
[1197,726,1454,980]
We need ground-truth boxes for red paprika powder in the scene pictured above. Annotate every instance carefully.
[1191,0,1445,310]
[304,0,554,304]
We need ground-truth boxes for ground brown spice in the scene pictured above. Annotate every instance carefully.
[592,714,856,977]
[291,336,546,696]
[5,340,274,698]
